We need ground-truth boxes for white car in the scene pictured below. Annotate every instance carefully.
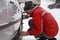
[0,0,22,40]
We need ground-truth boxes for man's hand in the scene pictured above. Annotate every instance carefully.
[20,31,29,36]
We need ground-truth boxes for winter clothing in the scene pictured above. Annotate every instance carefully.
[28,19,57,40]
[28,6,59,37]
[24,1,35,10]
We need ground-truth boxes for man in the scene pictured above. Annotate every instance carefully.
[20,1,59,40]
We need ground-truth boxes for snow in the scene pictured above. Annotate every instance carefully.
[0,0,60,40]
[22,0,60,40]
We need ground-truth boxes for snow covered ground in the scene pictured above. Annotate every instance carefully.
[22,0,60,40]
[0,0,60,40]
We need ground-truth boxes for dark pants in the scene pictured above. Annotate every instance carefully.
[28,19,57,40]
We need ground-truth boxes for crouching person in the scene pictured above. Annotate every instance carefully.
[20,1,59,40]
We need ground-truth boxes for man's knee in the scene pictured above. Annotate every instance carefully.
[28,19,34,29]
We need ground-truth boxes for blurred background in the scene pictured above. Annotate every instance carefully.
[0,0,60,40]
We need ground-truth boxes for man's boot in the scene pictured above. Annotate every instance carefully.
[37,37,47,40]
[48,38,57,40]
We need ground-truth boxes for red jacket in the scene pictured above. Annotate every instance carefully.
[28,6,59,37]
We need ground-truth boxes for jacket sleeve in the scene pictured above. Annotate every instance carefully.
[28,9,43,36]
